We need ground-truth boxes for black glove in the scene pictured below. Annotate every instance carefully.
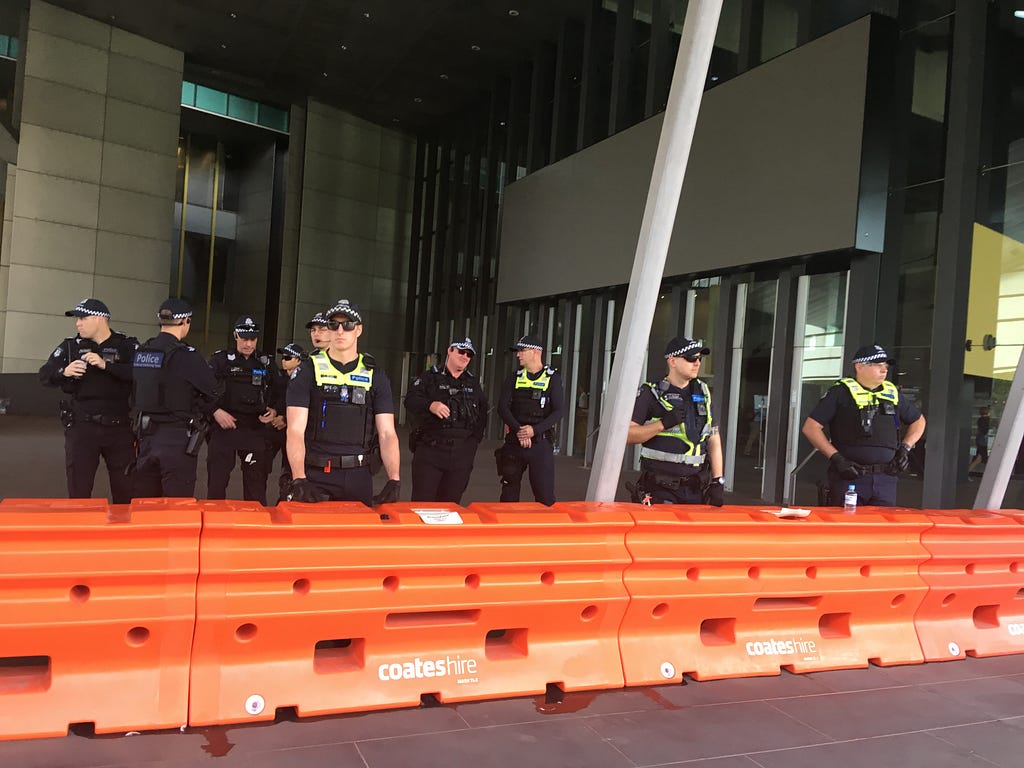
[286,478,325,503]
[703,478,725,506]
[891,443,911,474]
[659,407,684,430]
[829,452,860,480]
[373,479,401,506]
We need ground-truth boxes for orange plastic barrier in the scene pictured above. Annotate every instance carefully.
[914,509,1024,661]
[188,501,632,725]
[609,504,932,684]
[0,499,201,740]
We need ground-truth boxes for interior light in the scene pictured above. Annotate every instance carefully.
[229,11,237,19]
[340,43,348,50]
[471,44,481,51]
[440,73,449,80]
[1015,10,1024,18]
[413,97,423,103]
[220,43,227,50]
[363,11,371,19]
[509,9,520,16]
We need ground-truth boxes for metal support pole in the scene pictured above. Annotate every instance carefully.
[586,0,723,502]
[974,345,1024,510]
[203,141,222,351]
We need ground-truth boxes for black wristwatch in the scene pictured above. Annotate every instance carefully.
[711,476,725,486]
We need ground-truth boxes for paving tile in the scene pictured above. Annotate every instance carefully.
[767,686,995,740]
[0,729,204,768]
[800,664,911,692]
[750,731,998,768]
[355,719,633,768]
[659,757,761,768]
[585,701,830,764]
[211,704,471,751]
[453,688,663,728]
[650,671,834,707]
[921,675,1024,719]
[880,656,1024,684]
[928,721,1024,768]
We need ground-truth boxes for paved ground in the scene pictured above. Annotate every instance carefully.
[4,416,1024,766]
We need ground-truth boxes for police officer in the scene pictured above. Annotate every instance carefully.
[267,342,306,503]
[405,338,489,503]
[802,344,926,507]
[307,312,331,351]
[131,298,218,498]
[626,337,724,505]
[285,300,401,505]
[207,316,279,505]
[39,298,138,503]
[496,335,564,506]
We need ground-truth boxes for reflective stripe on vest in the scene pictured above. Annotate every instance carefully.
[514,368,552,392]
[311,352,375,390]
[639,379,713,464]
[838,378,898,408]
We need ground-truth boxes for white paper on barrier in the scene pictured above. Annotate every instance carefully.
[413,509,464,525]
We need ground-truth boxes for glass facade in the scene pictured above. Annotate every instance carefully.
[401,1,1020,506]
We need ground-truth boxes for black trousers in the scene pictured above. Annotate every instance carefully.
[265,427,291,504]
[64,420,135,504]
[411,438,478,504]
[133,425,198,499]
[499,438,555,506]
[207,425,271,505]
[306,464,373,505]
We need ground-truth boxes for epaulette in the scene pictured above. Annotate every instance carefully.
[361,353,376,368]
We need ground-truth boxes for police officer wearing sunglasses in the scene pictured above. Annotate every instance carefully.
[405,338,489,503]
[626,337,725,505]
[285,300,401,505]
[802,344,925,507]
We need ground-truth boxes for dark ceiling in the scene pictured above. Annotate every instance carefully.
[41,0,591,132]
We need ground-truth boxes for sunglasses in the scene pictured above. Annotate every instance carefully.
[281,355,296,362]
[326,320,359,331]
[681,354,702,363]
[451,347,474,358]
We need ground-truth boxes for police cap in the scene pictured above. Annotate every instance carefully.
[851,344,896,365]
[510,335,543,352]
[65,298,110,318]
[158,298,193,323]
[233,316,260,338]
[664,336,710,359]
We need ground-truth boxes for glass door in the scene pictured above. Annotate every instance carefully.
[785,272,848,503]
[728,279,778,498]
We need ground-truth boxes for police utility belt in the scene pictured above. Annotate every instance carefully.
[306,451,372,471]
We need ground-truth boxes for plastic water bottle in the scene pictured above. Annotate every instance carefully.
[843,484,858,514]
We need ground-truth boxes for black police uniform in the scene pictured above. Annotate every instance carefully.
[132,332,218,498]
[496,367,564,506]
[286,351,395,505]
[808,379,921,506]
[39,332,139,503]
[631,379,714,504]
[405,365,488,503]
[266,361,292,504]
[207,348,279,505]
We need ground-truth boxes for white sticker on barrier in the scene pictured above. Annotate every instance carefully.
[413,509,464,525]
[660,661,676,679]
[245,694,266,715]
[948,642,961,656]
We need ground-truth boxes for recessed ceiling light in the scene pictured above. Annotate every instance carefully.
[340,43,348,50]
[229,11,237,19]
[470,44,481,51]
[499,120,506,126]
[413,97,423,103]
[108,14,116,21]
[322,71,328,77]
[392,118,400,123]
[220,43,227,49]
[440,73,449,80]
[1015,9,1024,18]
[508,9,520,16]
[363,11,371,19]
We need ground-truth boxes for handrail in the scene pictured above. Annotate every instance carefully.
[787,449,819,507]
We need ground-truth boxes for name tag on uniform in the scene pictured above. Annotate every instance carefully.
[350,374,371,384]
[691,394,705,403]
[134,350,163,368]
